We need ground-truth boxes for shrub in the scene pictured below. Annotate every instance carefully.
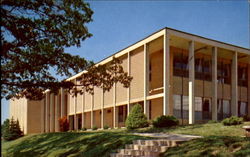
[92,126,98,130]
[125,104,149,130]
[222,116,243,126]
[103,125,109,130]
[242,114,250,121]
[208,120,217,124]
[81,127,87,131]
[2,117,23,141]
[59,116,69,132]
[152,115,179,128]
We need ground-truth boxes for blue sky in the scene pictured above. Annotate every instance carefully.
[1,1,249,123]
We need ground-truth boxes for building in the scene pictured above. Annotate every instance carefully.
[9,27,250,134]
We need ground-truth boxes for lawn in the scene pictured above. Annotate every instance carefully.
[1,132,150,157]
[134,121,250,137]
[2,122,250,157]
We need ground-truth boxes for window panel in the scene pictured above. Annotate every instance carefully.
[173,95,181,119]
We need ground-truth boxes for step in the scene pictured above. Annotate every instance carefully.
[110,153,158,157]
[110,153,132,157]
[125,144,169,152]
[133,139,183,147]
[118,149,160,156]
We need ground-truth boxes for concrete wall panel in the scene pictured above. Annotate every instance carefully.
[116,55,128,103]
[130,46,144,99]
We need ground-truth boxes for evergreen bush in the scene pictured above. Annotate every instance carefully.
[222,116,243,126]
[2,117,23,141]
[59,116,69,132]
[152,115,179,128]
[125,104,149,130]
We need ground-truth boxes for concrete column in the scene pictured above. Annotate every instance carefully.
[127,52,131,116]
[113,83,117,128]
[60,88,66,117]
[45,91,50,132]
[212,47,218,121]
[74,79,77,130]
[50,93,55,132]
[188,40,195,124]
[41,98,45,133]
[82,91,85,129]
[91,95,94,128]
[101,89,104,129]
[163,30,170,115]
[144,44,149,118]
[231,51,238,116]
[248,64,250,116]
[54,95,59,132]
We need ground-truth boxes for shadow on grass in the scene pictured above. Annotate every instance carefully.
[2,132,151,157]
[160,136,250,157]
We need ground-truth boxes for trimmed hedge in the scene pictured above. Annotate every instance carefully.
[152,115,179,128]
[222,116,243,126]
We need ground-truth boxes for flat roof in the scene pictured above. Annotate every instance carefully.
[66,27,250,81]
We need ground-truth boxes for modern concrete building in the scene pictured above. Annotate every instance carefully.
[9,28,250,134]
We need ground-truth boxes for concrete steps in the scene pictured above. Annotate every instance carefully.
[110,139,184,157]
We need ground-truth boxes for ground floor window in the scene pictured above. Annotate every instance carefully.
[173,95,189,123]
[118,105,127,123]
[238,102,248,117]
[202,98,211,120]
[77,114,82,130]
[174,95,211,123]
[69,115,74,130]
[217,99,231,120]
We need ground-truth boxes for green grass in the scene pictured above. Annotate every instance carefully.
[1,132,150,157]
[160,136,250,157]
[2,122,250,157]
[133,121,250,137]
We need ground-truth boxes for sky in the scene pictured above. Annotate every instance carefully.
[1,0,249,123]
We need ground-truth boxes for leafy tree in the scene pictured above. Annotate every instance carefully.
[2,117,23,141]
[1,0,132,100]
[125,104,149,130]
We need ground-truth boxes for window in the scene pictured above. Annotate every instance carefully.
[173,52,183,77]
[217,60,231,84]
[223,100,231,118]
[195,58,203,80]
[173,95,182,119]
[217,99,223,120]
[223,63,231,84]
[202,98,211,120]
[203,58,212,81]
[173,51,189,77]
[118,106,124,123]
[182,96,189,119]
[195,97,202,120]
[238,65,248,87]
[238,102,247,117]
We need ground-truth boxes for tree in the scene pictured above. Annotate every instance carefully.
[1,0,132,100]
[125,104,149,130]
[2,117,23,141]
[1,119,10,137]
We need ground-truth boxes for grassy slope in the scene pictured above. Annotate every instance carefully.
[136,121,250,137]
[2,122,250,157]
[1,132,150,157]
[156,122,250,157]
